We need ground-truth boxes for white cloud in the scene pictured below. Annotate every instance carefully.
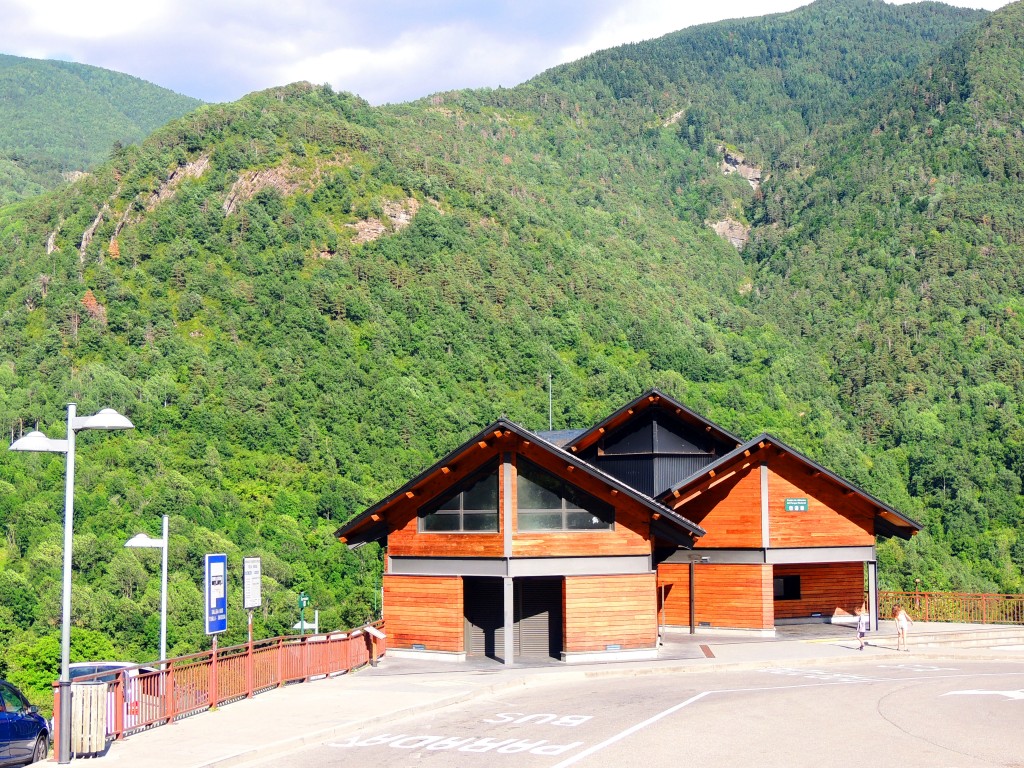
[0,0,1013,105]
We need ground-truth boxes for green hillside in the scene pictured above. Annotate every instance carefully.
[0,54,202,206]
[747,1,1024,592]
[1,0,1019,704]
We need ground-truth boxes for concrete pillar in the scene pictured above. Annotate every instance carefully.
[503,576,515,665]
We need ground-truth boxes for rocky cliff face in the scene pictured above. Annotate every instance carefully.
[720,149,764,191]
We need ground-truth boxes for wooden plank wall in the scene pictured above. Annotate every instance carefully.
[657,563,773,630]
[680,465,763,549]
[773,563,866,620]
[563,574,657,652]
[383,575,464,652]
[768,459,875,548]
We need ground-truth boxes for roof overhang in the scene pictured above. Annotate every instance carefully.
[659,433,921,540]
[335,418,705,548]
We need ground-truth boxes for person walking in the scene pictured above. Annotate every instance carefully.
[894,605,912,651]
[856,605,870,650]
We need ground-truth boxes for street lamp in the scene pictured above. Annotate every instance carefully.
[124,515,168,666]
[9,403,133,764]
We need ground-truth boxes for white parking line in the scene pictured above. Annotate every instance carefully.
[548,692,711,768]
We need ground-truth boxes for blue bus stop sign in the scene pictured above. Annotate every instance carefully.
[205,553,228,635]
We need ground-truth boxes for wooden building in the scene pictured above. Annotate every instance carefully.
[336,390,920,664]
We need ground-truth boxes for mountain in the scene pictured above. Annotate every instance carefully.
[0,54,202,206]
[0,0,1018,699]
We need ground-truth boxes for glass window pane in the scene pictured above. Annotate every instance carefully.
[462,474,498,511]
[422,512,461,531]
[436,493,461,511]
[566,510,612,530]
[462,512,499,532]
[519,474,561,509]
[518,511,564,530]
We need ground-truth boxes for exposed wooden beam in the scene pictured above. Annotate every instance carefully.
[627,408,634,415]
[708,469,716,478]
[743,449,751,457]
[598,427,605,434]
[610,489,619,496]
[652,512,661,520]
[338,536,347,544]
[441,466,451,475]
[370,513,382,522]
[405,491,415,499]
[570,446,578,452]
[477,441,488,450]
[566,465,575,472]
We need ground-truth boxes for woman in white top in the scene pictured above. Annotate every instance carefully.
[893,606,912,651]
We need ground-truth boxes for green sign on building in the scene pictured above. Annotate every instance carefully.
[784,498,809,512]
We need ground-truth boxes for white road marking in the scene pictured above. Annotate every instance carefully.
[547,692,711,768]
[944,689,1024,701]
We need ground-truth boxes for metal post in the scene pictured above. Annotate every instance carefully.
[689,560,696,635]
[503,577,515,665]
[246,610,254,698]
[159,515,168,666]
[210,635,218,710]
[58,403,77,765]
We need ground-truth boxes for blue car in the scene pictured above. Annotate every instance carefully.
[0,680,48,766]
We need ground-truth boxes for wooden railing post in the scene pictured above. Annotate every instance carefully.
[114,671,126,739]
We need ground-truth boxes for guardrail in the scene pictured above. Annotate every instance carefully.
[879,591,1024,625]
[56,622,385,757]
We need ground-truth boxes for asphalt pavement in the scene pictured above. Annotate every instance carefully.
[92,621,1024,768]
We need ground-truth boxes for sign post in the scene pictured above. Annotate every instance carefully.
[243,557,262,698]
[205,554,227,708]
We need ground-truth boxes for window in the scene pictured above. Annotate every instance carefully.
[774,575,801,601]
[419,463,499,533]
[517,459,614,531]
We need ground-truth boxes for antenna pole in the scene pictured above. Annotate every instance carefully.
[548,372,553,431]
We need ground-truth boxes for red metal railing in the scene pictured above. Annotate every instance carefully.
[879,591,1024,625]
[55,622,385,753]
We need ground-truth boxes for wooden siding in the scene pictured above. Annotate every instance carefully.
[773,563,866,620]
[767,459,875,548]
[563,574,657,652]
[676,463,763,549]
[383,575,464,652]
[657,563,773,630]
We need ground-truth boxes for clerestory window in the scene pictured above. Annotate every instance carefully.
[419,461,499,533]
[517,459,614,531]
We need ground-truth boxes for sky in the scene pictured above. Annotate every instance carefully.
[1,0,1011,106]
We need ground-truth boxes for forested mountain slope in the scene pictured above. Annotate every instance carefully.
[0,0,1013,703]
[0,54,202,205]
[747,1,1024,591]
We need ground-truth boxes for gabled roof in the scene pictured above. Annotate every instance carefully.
[335,418,706,548]
[563,389,740,455]
[660,433,922,539]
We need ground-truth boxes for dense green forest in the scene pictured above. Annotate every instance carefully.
[0,54,201,206]
[1,0,1021,708]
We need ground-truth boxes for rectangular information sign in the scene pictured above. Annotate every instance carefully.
[205,553,228,635]
[243,556,262,610]
[784,498,809,512]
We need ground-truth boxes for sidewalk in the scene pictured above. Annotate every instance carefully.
[93,622,1022,768]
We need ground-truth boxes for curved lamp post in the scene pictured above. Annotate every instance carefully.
[124,515,169,666]
[9,403,134,764]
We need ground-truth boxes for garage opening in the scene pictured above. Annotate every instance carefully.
[463,577,563,661]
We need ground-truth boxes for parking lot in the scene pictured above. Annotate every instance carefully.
[270,660,1024,768]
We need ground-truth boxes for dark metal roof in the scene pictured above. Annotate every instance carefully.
[537,429,587,448]
[661,433,922,538]
[335,418,706,547]
[565,388,740,453]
